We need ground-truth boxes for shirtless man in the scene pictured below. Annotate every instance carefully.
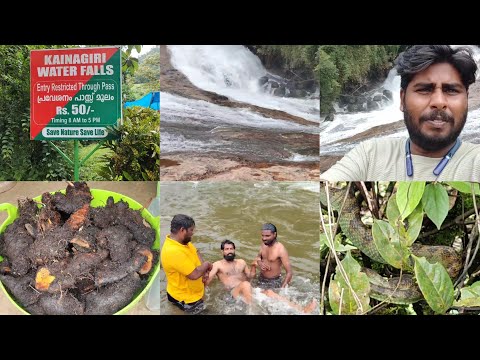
[254,223,292,288]
[205,240,256,303]
[206,239,316,313]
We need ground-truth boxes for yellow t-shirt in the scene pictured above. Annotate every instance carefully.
[161,235,204,303]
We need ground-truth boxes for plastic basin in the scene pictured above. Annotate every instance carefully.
[0,189,160,315]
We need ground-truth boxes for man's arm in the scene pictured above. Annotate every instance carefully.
[279,246,293,288]
[320,142,368,181]
[254,249,270,271]
[187,261,212,280]
[242,259,255,279]
[205,262,220,286]
[197,250,205,264]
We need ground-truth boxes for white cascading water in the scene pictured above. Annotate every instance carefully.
[320,68,403,155]
[321,45,480,156]
[167,45,320,122]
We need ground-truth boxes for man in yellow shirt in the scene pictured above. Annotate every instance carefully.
[161,214,212,313]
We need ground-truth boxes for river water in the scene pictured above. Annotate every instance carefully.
[159,181,320,315]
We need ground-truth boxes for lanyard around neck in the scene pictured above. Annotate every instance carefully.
[405,138,461,177]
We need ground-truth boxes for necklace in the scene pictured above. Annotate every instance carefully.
[405,138,461,177]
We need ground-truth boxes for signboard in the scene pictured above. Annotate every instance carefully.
[30,46,122,140]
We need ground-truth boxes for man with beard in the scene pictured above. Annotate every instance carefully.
[206,239,316,313]
[205,240,257,303]
[254,223,293,289]
[321,45,480,181]
[161,214,212,313]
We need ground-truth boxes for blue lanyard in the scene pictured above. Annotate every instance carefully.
[405,138,461,177]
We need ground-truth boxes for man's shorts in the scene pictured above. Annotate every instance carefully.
[255,274,283,289]
[167,292,205,314]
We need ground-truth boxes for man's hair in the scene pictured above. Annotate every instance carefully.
[170,214,195,234]
[262,223,277,233]
[395,45,477,91]
[220,239,235,250]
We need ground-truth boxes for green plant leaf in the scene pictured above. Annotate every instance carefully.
[372,219,409,269]
[446,182,480,195]
[328,251,370,315]
[396,182,425,220]
[422,183,449,230]
[453,282,480,307]
[122,170,133,181]
[405,203,424,246]
[321,234,357,252]
[413,255,454,314]
[386,193,402,228]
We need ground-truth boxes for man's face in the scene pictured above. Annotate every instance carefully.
[401,62,468,152]
[261,230,276,246]
[222,244,235,261]
[180,226,195,244]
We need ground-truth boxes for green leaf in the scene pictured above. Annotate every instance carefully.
[387,193,423,246]
[135,45,142,53]
[453,282,480,307]
[405,203,424,246]
[447,182,480,195]
[386,193,402,228]
[122,170,133,181]
[372,219,410,269]
[328,252,370,315]
[396,182,425,220]
[413,255,454,314]
[320,234,357,252]
[422,183,449,230]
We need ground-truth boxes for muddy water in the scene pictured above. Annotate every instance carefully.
[160,182,320,315]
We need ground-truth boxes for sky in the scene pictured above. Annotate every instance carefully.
[132,45,157,57]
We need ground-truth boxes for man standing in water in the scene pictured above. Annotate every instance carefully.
[254,223,293,288]
[206,239,316,313]
[161,214,212,313]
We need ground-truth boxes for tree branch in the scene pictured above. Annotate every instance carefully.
[419,208,476,239]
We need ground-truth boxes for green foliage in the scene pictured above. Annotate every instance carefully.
[0,45,72,180]
[396,181,426,220]
[320,233,356,253]
[318,45,402,114]
[386,193,423,246]
[422,183,449,230]
[372,219,410,269]
[253,45,319,73]
[413,255,454,314]
[405,204,424,246]
[318,49,340,115]
[124,46,159,101]
[323,181,476,315]
[447,182,480,195]
[328,251,371,315]
[99,107,159,181]
[78,143,113,180]
[453,282,480,307]
[134,48,160,86]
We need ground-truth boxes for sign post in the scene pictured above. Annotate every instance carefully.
[30,46,122,180]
